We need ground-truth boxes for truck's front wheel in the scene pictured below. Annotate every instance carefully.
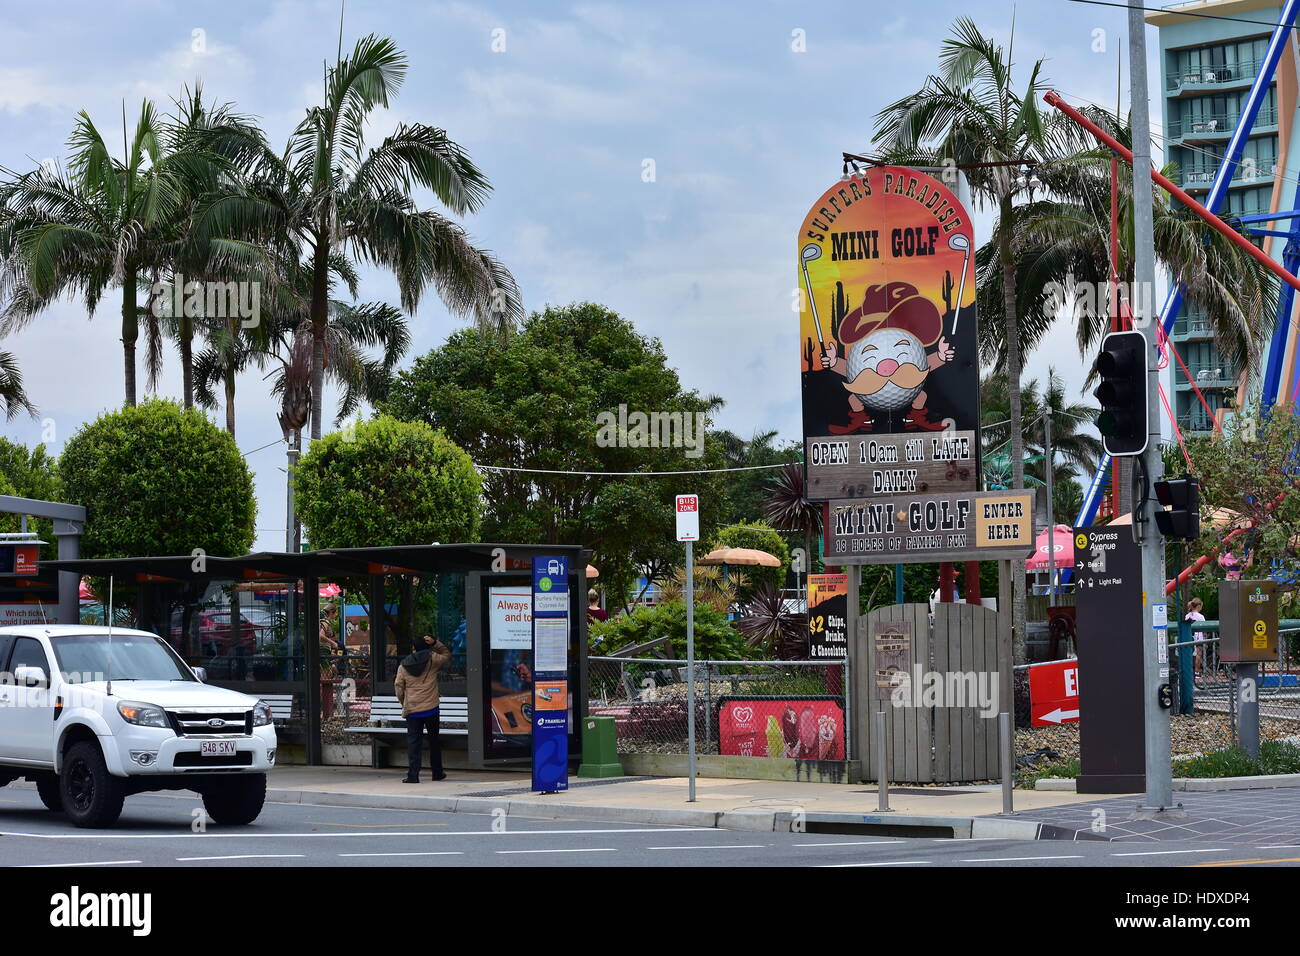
[201,774,266,826]
[61,741,125,828]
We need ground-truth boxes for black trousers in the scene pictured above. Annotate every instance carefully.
[405,711,443,779]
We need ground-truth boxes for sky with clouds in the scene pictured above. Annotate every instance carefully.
[0,0,1163,548]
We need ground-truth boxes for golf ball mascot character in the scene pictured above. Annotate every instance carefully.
[821,280,954,434]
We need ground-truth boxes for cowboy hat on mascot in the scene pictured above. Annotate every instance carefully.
[820,280,954,434]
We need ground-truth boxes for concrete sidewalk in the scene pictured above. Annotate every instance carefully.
[265,765,1106,840]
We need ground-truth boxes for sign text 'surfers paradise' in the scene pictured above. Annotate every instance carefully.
[799,166,980,502]
[826,489,1035,565]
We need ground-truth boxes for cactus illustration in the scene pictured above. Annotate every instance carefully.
[941,270,955,316]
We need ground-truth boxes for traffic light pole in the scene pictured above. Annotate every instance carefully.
[1129,0,1176,816]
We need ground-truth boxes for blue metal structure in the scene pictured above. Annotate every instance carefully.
[1073,0,1300,532]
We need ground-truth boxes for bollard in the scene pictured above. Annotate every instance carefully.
[1237,663,1260,760]
[1000,712,1016,815]
[874,709,891,812]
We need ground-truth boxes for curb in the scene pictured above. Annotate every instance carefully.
[1034,774,1300,793]
[1174,772,1300,792]
[264,787,1080,840]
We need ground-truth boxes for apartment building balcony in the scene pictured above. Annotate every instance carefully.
[1165,60,1267,96]
[1177,365,1237,390]
[1168,108,1278,143]
[1178,161,1277,191]
[1170,316,1214,340]
[1176,412,1217,436]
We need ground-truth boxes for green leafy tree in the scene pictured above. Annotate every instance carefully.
[294,415,481,548]
[710,520,790,600]
[589,601,750,660]
[0,438,61,556]
[380,302,727,610]
[59,399,255,558]
[1177,404,1300,590]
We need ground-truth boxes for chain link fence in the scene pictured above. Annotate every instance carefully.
[1178,627,1300,741]
[587,657,851,759]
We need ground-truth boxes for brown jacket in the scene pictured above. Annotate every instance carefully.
[394,642,450,716]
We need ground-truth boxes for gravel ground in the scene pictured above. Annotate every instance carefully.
[1015,712,1300,766]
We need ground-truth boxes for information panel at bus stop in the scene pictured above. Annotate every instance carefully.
[531,555,570,793]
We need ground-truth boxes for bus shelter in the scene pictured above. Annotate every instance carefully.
[44,544,590,769]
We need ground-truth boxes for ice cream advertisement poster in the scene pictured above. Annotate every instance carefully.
[798,167,980,448]
[717,697,845,760]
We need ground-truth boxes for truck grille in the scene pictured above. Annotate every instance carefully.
[166,710,252,736]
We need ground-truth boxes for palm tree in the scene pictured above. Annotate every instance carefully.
[0,349,33,419]
[982,369,1101,477]
[874,17,1065,658]
[0,101,225,406]
[149,86,274,409]
[763,462,823,580]
[195,34,522,441]
[976,107,1277,377]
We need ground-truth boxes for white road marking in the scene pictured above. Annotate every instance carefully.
[176,854,305,862]
[793,840,905,847]
[22,860,142,867]
[819,860,932,867]
[496,848,618,855]
[339,852,465,858]
[647,844,766,850]
[960,855,1085,862]
[1260,844,1300,849]
[1111,848,1230,857]
[0,827,702,840]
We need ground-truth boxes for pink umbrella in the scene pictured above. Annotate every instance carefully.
[1025,525,1076,573]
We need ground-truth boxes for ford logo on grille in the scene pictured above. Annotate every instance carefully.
[207,718,227,728]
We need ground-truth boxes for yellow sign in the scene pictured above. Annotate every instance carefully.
[1075,533,1088,550]
[973,492,1033,549]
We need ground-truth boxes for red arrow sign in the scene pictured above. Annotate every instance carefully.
[1029,659,1080,728]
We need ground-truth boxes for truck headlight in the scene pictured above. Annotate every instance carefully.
[117,700,170,728]
[252,700,273,727]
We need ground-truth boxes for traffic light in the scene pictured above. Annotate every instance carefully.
[1093,330,1148,456]
[1154,474,1200,539]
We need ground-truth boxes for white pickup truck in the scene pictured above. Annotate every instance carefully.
[0,625,277,828]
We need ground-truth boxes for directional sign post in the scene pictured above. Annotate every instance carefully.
[1073,525,1145,792]
[1028,659,1080,727]
[676,494,699,803]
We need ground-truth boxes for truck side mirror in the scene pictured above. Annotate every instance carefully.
[14,665,48,688]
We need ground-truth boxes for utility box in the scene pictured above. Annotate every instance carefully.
[576,716,622,778]
[1219,579,1278,663]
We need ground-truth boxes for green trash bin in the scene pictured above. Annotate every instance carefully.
[577,715,623,778]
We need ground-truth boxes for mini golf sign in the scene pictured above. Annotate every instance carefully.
[825,488,1035,565]
[799,166,980,502]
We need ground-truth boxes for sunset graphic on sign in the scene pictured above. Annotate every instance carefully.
[797,167,976,374]
[798,165,980,439]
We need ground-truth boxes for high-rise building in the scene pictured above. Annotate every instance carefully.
[1147,1,1292,431]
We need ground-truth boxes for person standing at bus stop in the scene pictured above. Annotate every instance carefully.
[395,634,451,783]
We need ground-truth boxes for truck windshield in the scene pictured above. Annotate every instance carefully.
[51,634,194,683]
